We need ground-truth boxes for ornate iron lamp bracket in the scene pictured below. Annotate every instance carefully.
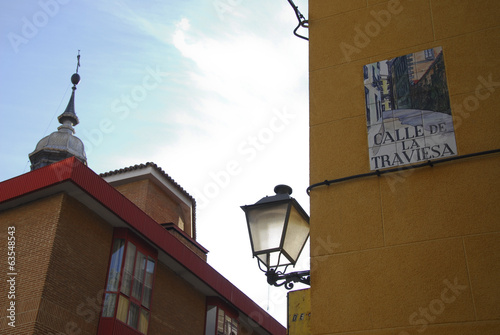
[266,268,311,290]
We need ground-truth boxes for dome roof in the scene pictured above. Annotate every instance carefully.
[29,124,87,170]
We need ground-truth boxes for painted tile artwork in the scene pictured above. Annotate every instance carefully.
[364,47,457,170]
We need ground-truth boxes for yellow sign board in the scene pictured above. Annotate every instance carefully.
[287,288,310,335]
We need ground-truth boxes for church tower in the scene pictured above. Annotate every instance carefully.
[29,53,87,170]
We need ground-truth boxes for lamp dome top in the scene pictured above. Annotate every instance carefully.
[274,185,292,195]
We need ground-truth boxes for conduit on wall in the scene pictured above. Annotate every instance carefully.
[307,148,500,195]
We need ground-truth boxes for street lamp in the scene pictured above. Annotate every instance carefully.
[241,185,310,290]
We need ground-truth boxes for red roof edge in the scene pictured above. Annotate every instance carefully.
[0,157,286,335]
[160,222,209,254]
[0,158,74,203]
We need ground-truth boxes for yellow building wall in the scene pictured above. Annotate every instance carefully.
[308,0,500,334]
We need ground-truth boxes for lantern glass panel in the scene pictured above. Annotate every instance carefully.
[282,205,310,263]
[246,202,289,254]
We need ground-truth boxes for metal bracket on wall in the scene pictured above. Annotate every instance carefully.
[287,0,309,40]
[266,268,311,290]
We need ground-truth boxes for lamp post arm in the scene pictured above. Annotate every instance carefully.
[266,269,310,290]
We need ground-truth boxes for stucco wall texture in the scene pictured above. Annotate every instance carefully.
[308,0,500,334]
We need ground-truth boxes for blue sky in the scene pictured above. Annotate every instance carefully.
[0,0,309,325]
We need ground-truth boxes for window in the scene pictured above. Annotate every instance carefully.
[205,298,239,335]
[100,230,157,335]
[424,48,434,60]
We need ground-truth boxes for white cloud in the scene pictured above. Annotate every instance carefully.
[157,15,310,325]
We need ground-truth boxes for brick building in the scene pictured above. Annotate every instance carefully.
[0,64,285,335]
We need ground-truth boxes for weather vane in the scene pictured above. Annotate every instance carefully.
[76,50,81,74]
[71,51,81,89]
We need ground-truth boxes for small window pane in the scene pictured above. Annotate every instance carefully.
[116,295,129,323]
[132,252,146,301]
[121,242,136,295]
[128,302,140,329]
[229,319,238,335]
[225,315,232,334]
[217,309,225,333]
[142,258,155,308]
[102,293,117,317]
[138,308,149,334]
[205,305,217,335]
[106,239,125,291]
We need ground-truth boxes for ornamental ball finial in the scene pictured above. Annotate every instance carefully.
[71,73,80,86]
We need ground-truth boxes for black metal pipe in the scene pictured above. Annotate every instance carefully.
[307,148,500,195]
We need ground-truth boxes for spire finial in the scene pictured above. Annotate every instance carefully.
[59,51,82,128]
[29,51,87,170]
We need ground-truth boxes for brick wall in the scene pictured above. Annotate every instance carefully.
[113,179,206,260]
[34,194,113,335]
[145,181,191,234]
[0,193,113,335]
[114,179,186,229]
[0,194,64,334]
[149,262,206,335]
[114,179,149,212]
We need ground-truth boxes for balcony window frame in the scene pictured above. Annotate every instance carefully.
[99,229,157,335]
[205,297,239,335]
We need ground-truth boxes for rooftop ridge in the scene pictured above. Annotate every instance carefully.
[99,162,195,203]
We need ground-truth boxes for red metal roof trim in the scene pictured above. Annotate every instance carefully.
[160,222,209,254]
[0,157,285,335]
